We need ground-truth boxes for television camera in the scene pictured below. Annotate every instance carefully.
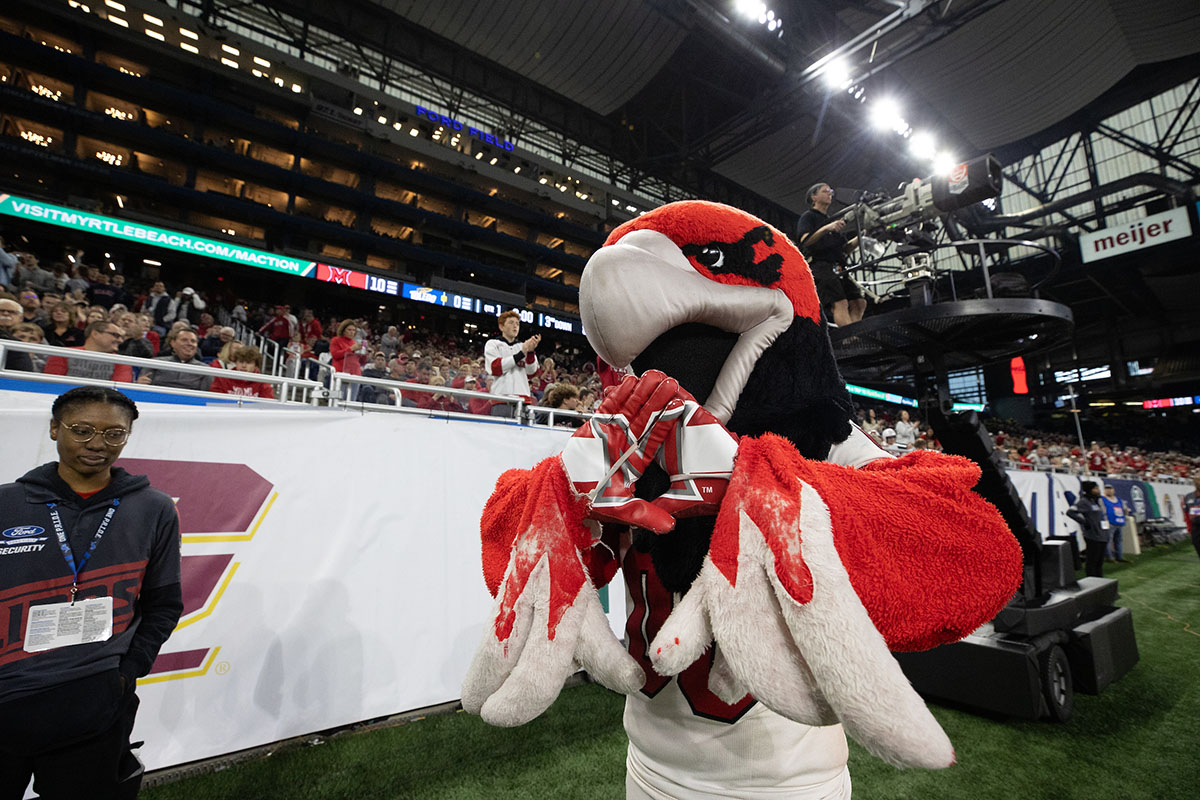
[833,154,1003,304]
[834,154,1003,242]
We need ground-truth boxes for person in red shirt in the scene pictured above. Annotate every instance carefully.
[298,308,322,346]
[329,319,368,401]
[196,312,215,339]
[455,374,492,415]
[597,357,630,392]
[209,346,274,399]
[258,305,294,351]
[421,376,466,413]
[42,321,133,382]
[1086,443,1107,474]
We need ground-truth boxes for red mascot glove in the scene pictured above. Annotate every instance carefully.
[649,391,738,520]
[561,370,684,533]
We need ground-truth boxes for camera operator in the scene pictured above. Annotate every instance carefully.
[796,183,868,326]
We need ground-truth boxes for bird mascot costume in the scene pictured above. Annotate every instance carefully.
[462,200,1023,799]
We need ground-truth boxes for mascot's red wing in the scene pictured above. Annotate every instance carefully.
[719,435,1023,652]
[481,460,619,617]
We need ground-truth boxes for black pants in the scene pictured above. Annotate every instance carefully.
[0,670,141,800]
[1084,538,1107,578]
[1191,526,1200,560]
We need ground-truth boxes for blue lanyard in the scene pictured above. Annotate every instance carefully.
[46,498,120,601]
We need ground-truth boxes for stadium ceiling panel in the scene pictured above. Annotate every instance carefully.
[259,0,1200,216]
[372,0,689,115]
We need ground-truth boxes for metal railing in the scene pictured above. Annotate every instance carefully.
[326,372,527,420]
[1,340,605,427]
[230,319,284,375]
[0,341,322,404]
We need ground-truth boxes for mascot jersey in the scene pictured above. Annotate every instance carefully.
[624,425,893,799]
[463,201,1025,800]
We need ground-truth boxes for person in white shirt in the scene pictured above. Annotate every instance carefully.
[483,310,539,417]
[893,409,919,447]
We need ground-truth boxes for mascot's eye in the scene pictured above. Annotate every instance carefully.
[693,245,725,269]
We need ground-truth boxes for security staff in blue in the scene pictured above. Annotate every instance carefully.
[0,387,182,799]
[1101,484,1130,563]
[1184,477,1200,560]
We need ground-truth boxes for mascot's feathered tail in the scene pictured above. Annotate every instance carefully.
[462,200,1023,770]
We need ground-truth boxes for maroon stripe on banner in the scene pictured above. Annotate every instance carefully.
[149,648,210,674]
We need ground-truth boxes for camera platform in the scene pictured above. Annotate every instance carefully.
[828,297,1073,379]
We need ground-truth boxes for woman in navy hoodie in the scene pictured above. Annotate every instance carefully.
[0,387,181,799]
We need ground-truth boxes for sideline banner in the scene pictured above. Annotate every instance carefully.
[1005,469,1189,544]
[0,390,622,771]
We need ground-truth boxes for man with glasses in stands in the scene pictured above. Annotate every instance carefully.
[0,298,35,373]
[42,321,133,383]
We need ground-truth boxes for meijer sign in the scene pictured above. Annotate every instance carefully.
[1080,206,1192,263]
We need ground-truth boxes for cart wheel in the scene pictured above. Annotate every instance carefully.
[1041,644,1073,722]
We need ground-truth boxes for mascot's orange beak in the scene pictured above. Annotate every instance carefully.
[580,228,794,424]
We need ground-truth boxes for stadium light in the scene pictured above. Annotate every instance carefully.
[908,131,936,159]
[822,57,852,91]
[377,115,387,124]
[143,13,162,25]
[221,44,240,56]
[932,152,957,175]
[353,107,363,115]
[868,98,900,130]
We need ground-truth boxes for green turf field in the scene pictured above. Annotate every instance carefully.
[142,542,1199,800]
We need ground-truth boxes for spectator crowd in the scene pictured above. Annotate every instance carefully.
[2,234,1197,466]
[0,238,602,415]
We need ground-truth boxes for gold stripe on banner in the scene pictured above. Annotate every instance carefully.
[181,491,279,543]
[137,646,222,686]
[174,562,241,631]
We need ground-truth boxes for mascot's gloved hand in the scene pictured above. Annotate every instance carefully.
[647,436,967,770]
[649,389,738,520]
[561,370,685,533]
[462,457,644,727]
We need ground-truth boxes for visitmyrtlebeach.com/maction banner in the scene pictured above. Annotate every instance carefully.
[0,193,317,277]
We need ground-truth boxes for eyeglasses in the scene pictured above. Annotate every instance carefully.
[63,423,130,446]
